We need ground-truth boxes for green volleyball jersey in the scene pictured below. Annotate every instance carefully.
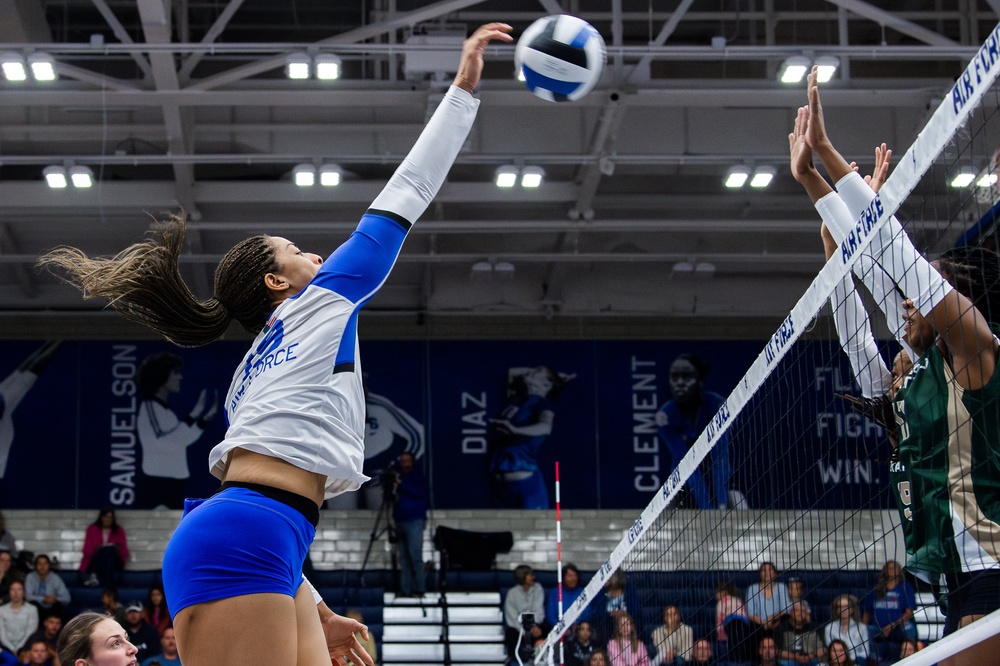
[888,449,914,559]
[894,340,1000,574]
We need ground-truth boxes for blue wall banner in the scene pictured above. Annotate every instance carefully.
[0,339,894,510]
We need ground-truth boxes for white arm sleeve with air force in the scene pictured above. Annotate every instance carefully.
[370,86,479,224]
[830,276,892,398]
[828,171,952,318]
[817,193,893,396]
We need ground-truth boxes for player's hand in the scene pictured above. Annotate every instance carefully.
[867,143,892,193]
[453,23,513,93]
[321,612,374,666]
[805,66,831,151]
[788,106,815,182]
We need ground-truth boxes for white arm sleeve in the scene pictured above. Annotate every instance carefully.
[303,575,323,605]
[369,86,480,224]
[830,276,892,398]
[832,171,953,318]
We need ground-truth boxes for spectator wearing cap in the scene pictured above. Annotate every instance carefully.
[124,600,161,663]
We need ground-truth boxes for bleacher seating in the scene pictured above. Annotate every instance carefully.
[48,563,948,666]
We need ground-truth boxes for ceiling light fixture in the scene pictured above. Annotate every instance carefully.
[285,53,311,80]
[318,163,342,186]
[950,167,975,188]
[43,166,68,189]
[495,165,519,188]
[1,53,27,82]
[69,165,94,188]
[470,257,516,280]
[814,55,839,83]
[315,54,342,81]
[750,166,776,188]
[778,56,810,84]
[292,163,316,187]
[27,53,57,82]
[520,166,545,188]
[724,165,750,188]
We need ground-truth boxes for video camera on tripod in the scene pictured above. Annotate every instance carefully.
[376,462,401,503]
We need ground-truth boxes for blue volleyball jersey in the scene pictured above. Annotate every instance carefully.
[209,86,480,498]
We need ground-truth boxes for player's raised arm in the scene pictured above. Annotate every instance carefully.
[368,23,512,226]
[803,66,996,390]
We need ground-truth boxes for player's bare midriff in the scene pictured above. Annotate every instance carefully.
[223,447,326,507]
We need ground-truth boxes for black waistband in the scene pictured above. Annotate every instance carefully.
[219,481,320,528]
[945,569,1000,592]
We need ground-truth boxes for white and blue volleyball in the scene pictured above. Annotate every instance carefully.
[516,15,606,102]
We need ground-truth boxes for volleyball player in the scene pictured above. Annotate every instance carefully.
[40,22,514,666]
[790,65,1000,665]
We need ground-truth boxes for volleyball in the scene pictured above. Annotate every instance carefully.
[515,15,606,102]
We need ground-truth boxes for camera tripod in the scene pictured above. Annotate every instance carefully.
[359,476,398,587]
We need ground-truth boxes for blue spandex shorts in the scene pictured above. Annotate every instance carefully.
[162,485,316,618]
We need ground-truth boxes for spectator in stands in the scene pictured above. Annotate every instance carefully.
[564,621,596,666]
[546,564,587,629]
[826,639,854,666]
[79,508,129,589]
[345,610,377,666]
[861,561,916,656]
[0,552,22,605]
[25,611,60,665]
[758,636,778,666]
[714,581,745,644]
[606,612,649,666]
[24,556,69,618]
[651,605,692,665]
[392,451,427,598]
[776,601,823,666]
[895,639,918,661]
[592,570,641,644]
[23,638,52,666]
[140,626,180,666]
[56,612,138,666]
[101,588,126,626]
[587,649,609,666]
[0,582,36,655]
[689,639,716,666]
[0,644,14,666]
[503,565,544,662]
[122,601,160,663]
[786,577,809,610]
[823,595,869,665]
[141,586,170,636]
[745,563,791,635]
[0,514,17,556]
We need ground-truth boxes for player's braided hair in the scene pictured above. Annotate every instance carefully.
[39,213,280,346]
[936,245,1000,325]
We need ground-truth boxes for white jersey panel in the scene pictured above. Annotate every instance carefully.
[210,285,368,497]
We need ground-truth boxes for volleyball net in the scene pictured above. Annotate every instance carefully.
[536,22,1000,666]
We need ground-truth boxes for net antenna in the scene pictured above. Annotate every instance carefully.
[535,21,1000,666]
